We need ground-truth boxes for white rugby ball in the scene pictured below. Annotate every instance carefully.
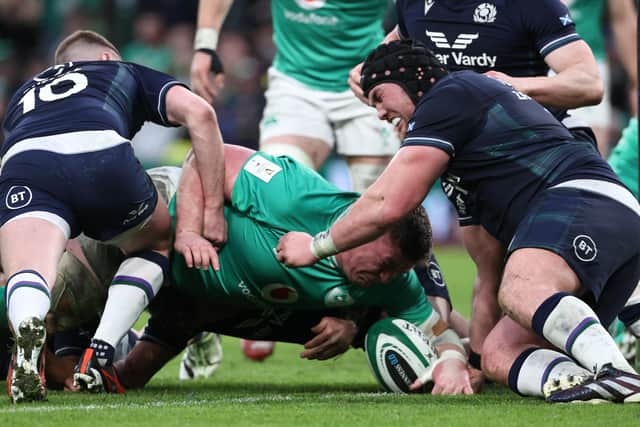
[365,317,437,393]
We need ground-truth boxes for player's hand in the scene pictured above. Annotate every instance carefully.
[348,62,368,104]
[484,70,525,93]
[430,358,474,395]
[174,230,220,271]
[190,50,225,105]
[300,317,357,360]
[203,207,227,250]
[468,367,485,393]
[275,232,318,267]
[409,357,474,395]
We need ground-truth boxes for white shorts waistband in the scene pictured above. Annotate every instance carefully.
[551,179,640,216]
[1,130,129,172]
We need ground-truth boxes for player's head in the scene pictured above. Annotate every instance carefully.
[361,39,448,105]
[54,30,121,64]
[337,206,432,287]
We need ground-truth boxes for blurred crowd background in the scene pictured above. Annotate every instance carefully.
[0,0,636,243]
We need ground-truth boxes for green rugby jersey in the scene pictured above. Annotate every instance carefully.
[566,0,606,60]
[271,0,389,92]
[609,118,638,198]
[170,152,432,326]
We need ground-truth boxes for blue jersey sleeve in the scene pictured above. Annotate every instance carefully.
[395,0,409,39]
[128,63,189,127]
[402,75,484,156]
[521,0,580,57]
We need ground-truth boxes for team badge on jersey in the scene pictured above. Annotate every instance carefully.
[295,0,325,10]
[473,3,497,23]
[573,234,597,262]
[5,185,32,210]
[324,286,355,307]
[244,154,282,183]
[261,283,299,303]
[427,261,445,287]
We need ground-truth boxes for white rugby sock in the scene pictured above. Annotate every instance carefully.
[620,282,640,337]
[532,293,635,373]
[6,270,50,334]
[508,348,590,397]
[93,254,165,359]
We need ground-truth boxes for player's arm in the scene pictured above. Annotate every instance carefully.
[174,150,221,270]
[277,146,447,267]
[608,0,638,115]
[349,25,402,103]
[113,340,178,390]
[462,225,505,370]
[191,0,234,104]
[486,40,602,109]
[165,85,227,250]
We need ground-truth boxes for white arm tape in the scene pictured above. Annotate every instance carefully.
[194,28,219,50]
[310,230,338,259]
[432,328,466,355]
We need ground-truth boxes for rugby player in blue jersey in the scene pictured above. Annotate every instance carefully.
[278,40,640,403]
[348,0,606,378]
[0,30,226,403]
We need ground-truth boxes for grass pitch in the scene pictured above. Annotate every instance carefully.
[2,247,638,426]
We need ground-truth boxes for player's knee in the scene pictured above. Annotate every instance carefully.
[348,161,388,193]
[261,142,314,169]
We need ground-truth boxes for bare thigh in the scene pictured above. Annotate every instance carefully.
[498,248,581,328]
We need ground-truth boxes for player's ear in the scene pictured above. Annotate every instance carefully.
[100,51,119,61]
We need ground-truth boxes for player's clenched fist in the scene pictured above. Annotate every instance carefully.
[275,232,317,267]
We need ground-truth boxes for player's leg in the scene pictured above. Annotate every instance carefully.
[259,68,334,171]
[0,216,68,403]
[332,96,399,193]
[482,316,590,398]
[70,148,171,388]
[500,248,635,374]
[78,195,171,376]
[261,135,330,170]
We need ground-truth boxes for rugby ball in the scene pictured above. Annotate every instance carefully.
[365,318,437,393]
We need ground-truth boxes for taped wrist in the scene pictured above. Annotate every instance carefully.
[310,230,338,259]
[196,48,224,74]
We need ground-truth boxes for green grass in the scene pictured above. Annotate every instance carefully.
[1,246,638,426]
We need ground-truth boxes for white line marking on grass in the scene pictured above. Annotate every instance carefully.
[0,395,296,413]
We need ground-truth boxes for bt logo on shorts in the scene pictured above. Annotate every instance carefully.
[573,234,597,262]
[5,185,32,210]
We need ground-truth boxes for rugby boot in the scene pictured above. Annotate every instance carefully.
[179,332,223,380]
[545,363,640,403]
[8,317,47,403]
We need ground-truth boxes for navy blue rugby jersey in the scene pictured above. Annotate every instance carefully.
[396,0,579,77]
[2,61,187,156]
[402,71,620,243]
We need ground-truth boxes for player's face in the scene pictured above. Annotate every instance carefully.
[369,83,415,139]
[338,233,415,287]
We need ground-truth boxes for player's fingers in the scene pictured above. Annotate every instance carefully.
[210,249,220,271]
[409,379,424,391]
[310,318,328,334]
[303,332,329,350]
[182,247,194,268]
[464,384,474,395]
[431,384,444,395]
[191,247,203,270]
